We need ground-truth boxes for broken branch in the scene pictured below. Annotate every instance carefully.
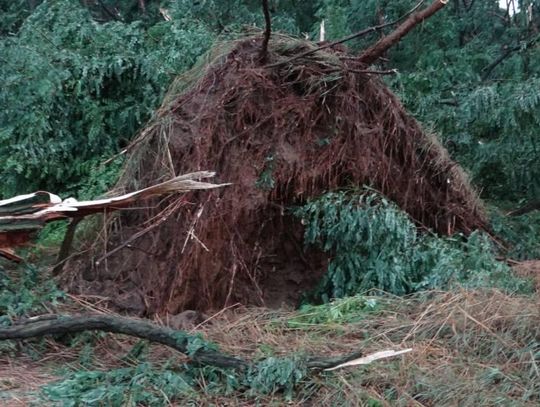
[259,0,272,62]
[0,172,230,262]
[358,0,449,65]
[266,0,425,69]
[1,314,246,369]
[0,313,409,371]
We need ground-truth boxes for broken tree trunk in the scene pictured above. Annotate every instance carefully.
[358,0,449,65]
[0,171,230,262]
[52,217,82,275]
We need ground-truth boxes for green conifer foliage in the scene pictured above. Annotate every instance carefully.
[0,0,213,196]
[316,0,540,201]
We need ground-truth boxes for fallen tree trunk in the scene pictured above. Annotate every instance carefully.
[1,313,376,370]
[358,0,449,65]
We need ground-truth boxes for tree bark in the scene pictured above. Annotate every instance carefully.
[2,314,246,368]
[358,0,449,65]
[52,217,81,276]
[1,314,368,371]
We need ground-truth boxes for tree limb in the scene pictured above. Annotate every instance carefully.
[306,350,364,369]
[52,217,81,276]
[2,314,247,369]
[481,46,518,80]
[1,313,372,371]
[358,0,449,65]
[482,34,540,80]
[506,199,540,216]
[259,0,272,62]
[266,0,426,69]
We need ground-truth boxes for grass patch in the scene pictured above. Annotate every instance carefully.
[17,289,536,406]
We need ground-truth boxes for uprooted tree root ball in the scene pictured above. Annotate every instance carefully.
[66,36,487,314]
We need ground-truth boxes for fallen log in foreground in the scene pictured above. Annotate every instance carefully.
[1,314,245,368]
[0,313,409,371]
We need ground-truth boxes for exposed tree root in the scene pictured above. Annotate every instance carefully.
[68,22,486,314]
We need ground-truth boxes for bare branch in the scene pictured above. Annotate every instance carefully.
[2,314,246,368]
[358,0,449,65]
[259,0,272,62]
[266,1,426,69]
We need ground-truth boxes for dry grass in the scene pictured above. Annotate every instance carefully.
[190,288,539,405]
[0,356,59,406]
[514,260,540,291]
[0,288,538,405]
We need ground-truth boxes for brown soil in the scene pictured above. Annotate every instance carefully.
[66,35,486,314]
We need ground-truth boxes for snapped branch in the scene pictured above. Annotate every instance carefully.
[358,0,449,65]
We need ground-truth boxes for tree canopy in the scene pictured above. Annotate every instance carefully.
[1,0,538,202]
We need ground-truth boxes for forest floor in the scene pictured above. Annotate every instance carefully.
[0,271,538,406]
